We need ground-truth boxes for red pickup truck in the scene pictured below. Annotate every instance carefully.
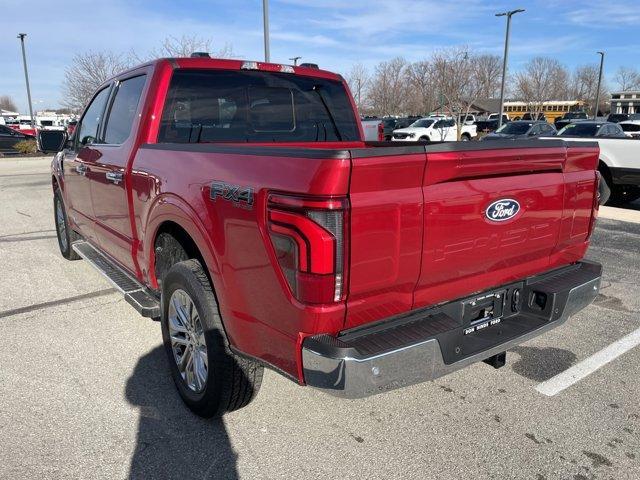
[39,56,602,417]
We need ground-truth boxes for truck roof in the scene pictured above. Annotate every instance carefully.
[102,57,344,86]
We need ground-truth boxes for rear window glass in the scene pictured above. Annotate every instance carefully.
[558,123,599,137]
[158,69,360,143]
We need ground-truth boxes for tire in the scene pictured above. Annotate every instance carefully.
[461,133,471,141]
[419,136,430,142]
[161,259,263,417]
[154,232,189,289]
[598,174,612,205]
[53,189,80,260]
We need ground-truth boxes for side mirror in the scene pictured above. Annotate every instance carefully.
[37,130,68,153]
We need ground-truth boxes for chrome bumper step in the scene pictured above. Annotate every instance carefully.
[72,241,160,319]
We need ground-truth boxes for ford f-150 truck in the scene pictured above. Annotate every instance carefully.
[38,56,602,417]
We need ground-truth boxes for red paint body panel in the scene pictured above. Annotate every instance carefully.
[53,57,600,382]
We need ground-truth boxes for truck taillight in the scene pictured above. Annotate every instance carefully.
[377,122,384,141]
[267,194,348,304]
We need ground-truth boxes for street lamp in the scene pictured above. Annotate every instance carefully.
[496,8,525,128]
[17,33,35,128]
[594,51,605,120]
[289,56,302,66]
[263,0,270,62]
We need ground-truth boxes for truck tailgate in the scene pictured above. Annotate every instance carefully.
[346,141,599,329]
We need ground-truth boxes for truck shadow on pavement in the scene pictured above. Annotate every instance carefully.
[510,345,577,383]
[125,345,239,480]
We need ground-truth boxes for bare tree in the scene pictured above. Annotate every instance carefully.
[138,34,234,61]
[62,36,234,112]
[432,47,485,140]
[346,63,370,114]
[405,60,437,116]
[613,67,640,92]
[474,54,502,99]
[0,95,18,112]
[61,51,133,112]
[514,57,570,119]
[367,57,408,116]
[570,64,609,115]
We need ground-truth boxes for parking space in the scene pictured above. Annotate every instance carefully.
[0,156,638,480]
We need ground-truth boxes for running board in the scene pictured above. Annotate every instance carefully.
[72,241,161,319]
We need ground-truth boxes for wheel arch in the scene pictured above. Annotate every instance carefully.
[144,195,220,292]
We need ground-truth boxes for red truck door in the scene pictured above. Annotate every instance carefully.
[89,74,148,274]
[64,86,112,243]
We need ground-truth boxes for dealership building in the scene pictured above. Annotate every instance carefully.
[610,91,640,114]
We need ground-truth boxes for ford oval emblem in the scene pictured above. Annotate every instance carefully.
[485,199,520,222]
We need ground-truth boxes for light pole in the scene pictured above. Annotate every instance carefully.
[263,0,270,62]
[594,51,605,119]
[289,56,301,66]
[17,33,35,128]
[496,8,525,129]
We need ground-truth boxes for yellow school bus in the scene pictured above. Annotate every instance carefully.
[503,101,586,123]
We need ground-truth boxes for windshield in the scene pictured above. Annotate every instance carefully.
[565,112,586,119]
[409,119,434,128]
[495,122,531,135]
[629,113,640,121]
[558,123,599,137]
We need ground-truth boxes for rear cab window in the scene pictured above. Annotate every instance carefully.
[158,69,360,143]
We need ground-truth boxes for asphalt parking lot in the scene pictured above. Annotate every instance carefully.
[0,156,638,480]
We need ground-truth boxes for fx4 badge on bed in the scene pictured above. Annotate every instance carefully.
[210,181,254,209]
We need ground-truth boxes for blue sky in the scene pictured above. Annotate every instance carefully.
[1,0,639,112]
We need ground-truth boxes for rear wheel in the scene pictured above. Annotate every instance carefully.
[161,259,263,417]
[419,136,430,142]
[461,133,471,141]
[53,189,80,260]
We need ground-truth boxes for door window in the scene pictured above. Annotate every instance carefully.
[104,75,147,144]
[76,87,111,146]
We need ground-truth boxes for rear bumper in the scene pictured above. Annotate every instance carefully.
[302,261,602,399]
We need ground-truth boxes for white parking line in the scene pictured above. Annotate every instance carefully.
[535,326,640,396]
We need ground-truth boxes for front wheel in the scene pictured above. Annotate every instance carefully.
[461,133,471,141]
[53,189,80,260]
[161,259,263,417]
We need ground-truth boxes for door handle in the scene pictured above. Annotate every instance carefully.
[75,163,87,175]
[105,171,124,184]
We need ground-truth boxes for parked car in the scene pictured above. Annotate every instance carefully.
[360,118,384,141]
[543,121,639,204]
[39,56,602,415]
[392,117,477,141]
[487,113,510,123]
[618,120,640,139]
[67,120,78,136]
[606,113,629,123]
[557,121,626,138]
[460,114,475,125]
[474,119,500,134]
[521,112,547,121]
[0,124,35,153]
[554,111,588,130]
[482,121,556,140]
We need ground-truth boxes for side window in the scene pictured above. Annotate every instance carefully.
[434,120,444,129]
[529,125,540,135]
[446,119,455,127]
[103,75,147,144]
[77,87,111,146]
